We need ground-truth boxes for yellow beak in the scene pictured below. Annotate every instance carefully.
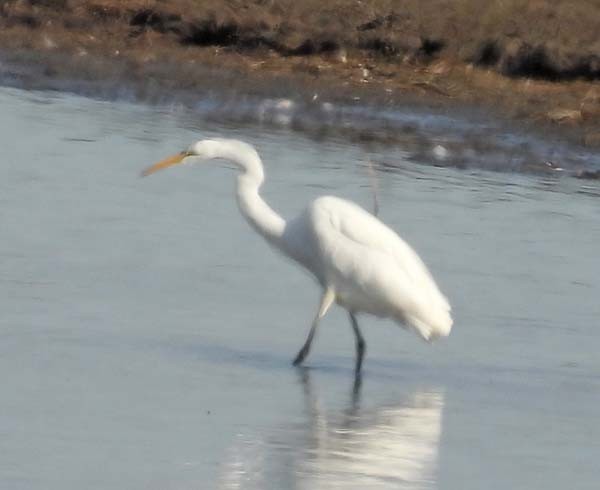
[141,152,187,177]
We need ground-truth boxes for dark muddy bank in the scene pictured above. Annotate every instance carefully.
[1,0,600,178]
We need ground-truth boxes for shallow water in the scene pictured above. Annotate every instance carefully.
[1,86,599,490]
[3,54,600,177]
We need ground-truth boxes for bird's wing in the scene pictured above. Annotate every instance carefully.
[309,196,451,337]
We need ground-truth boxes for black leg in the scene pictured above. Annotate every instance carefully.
[352,369,362,403]
[293,289,335,366]
[349,312,366,373]
[293,323,317,366]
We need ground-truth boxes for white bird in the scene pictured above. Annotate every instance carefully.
[142,138,452,372]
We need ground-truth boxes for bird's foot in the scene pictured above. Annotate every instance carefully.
[354,358,363,375]
[292,347,309,366]
[353,370,363,395]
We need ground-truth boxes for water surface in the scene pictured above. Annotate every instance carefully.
[1,86,599,490]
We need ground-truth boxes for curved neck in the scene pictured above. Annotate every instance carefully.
[221,143,286,246]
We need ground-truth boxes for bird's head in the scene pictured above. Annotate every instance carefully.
[141,139,226,177]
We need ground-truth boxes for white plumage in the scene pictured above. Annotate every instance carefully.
[142,138,452,371]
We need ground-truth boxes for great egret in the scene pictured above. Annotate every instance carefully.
[142,138,452,372]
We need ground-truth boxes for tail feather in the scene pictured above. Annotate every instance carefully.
[405,308,453,342]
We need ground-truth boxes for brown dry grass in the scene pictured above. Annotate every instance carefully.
[4,0,600,77]
[1,0,600,143]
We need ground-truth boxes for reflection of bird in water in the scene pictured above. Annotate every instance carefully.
[217,372,445,489]
[142,138,452,371]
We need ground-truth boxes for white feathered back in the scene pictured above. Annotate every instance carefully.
[308,196,452,340]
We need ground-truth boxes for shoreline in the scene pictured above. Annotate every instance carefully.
[1,1,600,178]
